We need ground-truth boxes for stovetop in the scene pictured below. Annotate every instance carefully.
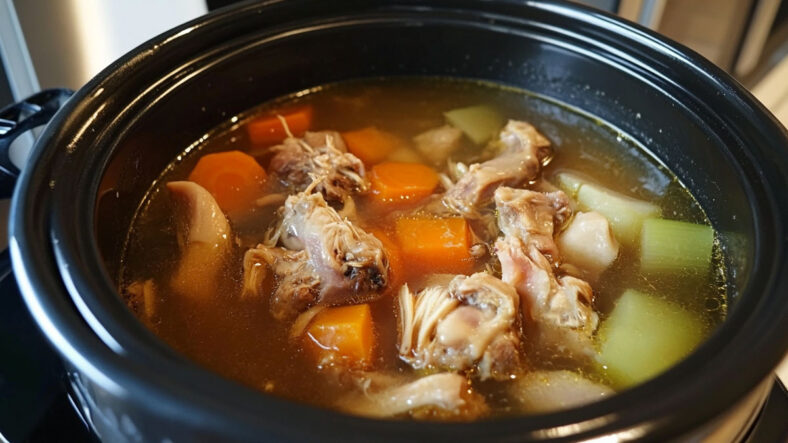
[0,248,785,442]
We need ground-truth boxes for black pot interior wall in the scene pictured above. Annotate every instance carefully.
[94,8,757,306]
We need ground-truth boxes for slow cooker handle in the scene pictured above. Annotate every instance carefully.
[0,89,74,199]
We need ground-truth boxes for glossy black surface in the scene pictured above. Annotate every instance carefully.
[0,253,94,442]
[7,0,788,441]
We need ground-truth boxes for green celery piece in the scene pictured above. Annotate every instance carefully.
[597,289,705,388]
[576,183,661,246]
[553,171,587,199]
[640,218,714,274]
[444,105,504,145]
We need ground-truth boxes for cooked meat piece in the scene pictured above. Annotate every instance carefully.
[557,211,619,281]
[508,370,613,413]
[268,130,366,202]
[496,236,598,359]
[443,120,551,216]
[335,372,489,420]
[414,125,464,166]
[242,245,321,320]
[398,272,522,380]
[495,186,571,261]
[278,189,388,306]
[166,181,232,299]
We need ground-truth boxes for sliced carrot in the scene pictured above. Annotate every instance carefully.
[369,162,439,207]
[395,217,474,275]
[246,105,313,145]
[342,127,403,165]
[188,150,266,214]
[368,228,406,290]
[305,304,375,369]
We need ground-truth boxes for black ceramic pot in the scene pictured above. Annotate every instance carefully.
[3,1,787,441]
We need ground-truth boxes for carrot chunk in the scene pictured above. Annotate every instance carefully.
[342,127,403,165]
[394,217,474,275]
[187,150,267,214]
[369,162,439,207]
[246,105,313,145]
[305,304,375,368]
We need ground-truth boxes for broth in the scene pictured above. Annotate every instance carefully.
[121,78,726,419]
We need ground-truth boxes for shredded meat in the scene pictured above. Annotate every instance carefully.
[398,272,522,380]
[242,246,320,320]
[268,131,366,203]
[442,120,551,216]
[166,181,232,299]
[335,372,489,420]
[495,186,571,261]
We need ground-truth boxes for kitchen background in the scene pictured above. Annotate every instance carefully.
[0,0,786,441]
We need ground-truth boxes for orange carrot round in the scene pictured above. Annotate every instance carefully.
[188,150,267,214]
[342,127,403,165]
[369,162,439,206]
[247,105,313,145]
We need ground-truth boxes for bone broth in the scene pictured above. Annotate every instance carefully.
[121,78,726,419]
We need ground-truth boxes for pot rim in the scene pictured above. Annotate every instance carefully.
[9,0,788,440]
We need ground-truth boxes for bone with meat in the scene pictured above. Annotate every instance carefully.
[494,186,571,262]
[442,120,551,216]
[279,190,388,305]
[496,236,598,360]
[398,272,522,380]
[242,187,388,318]
[268,130,366,203]
[242,246,321,320]
[493,186,600,360]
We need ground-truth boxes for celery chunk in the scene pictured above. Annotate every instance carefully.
[576,184,661,246]
[444,105,504,145]
[597,289,705,388]
[640,219,714,274]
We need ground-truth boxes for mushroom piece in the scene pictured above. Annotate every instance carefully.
[508,370,613,413]
[335,372,489,420]
[166,181,232,300]
[557,211,620,281]
[413,125,464,166]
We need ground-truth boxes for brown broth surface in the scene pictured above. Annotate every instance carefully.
[120,78,727,417]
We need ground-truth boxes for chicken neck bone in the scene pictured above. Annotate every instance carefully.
[275,187,388,306]
[398,272,522,380]
[442,120,552,217]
